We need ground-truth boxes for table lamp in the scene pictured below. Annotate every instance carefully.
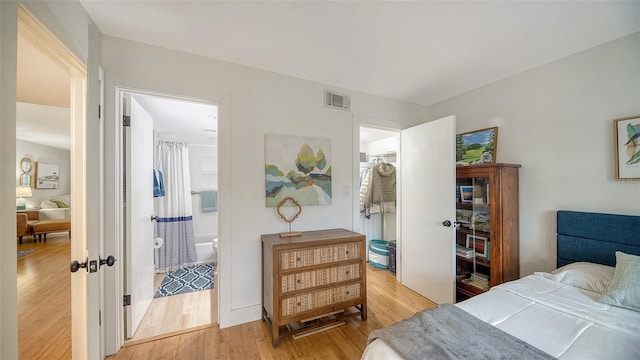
[16,186,32,210]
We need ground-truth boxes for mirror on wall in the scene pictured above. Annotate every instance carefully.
[20,157,32,173]
[20,174,32,188]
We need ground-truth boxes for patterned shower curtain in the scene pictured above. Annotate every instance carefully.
[154,141,197,272]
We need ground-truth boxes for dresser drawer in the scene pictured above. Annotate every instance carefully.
[281,283,361,317]
[281,263,360,293]
[280,243,361,270]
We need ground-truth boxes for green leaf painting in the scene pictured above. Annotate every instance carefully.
[624,123,640,165]
[265,134,332,207]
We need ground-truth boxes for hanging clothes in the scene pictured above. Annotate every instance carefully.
[363,162,396,211]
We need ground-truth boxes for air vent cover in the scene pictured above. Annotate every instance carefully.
[324,90,351,111]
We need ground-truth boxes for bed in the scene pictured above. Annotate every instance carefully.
[362,210,640,360]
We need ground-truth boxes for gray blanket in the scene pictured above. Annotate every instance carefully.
[368,304,556,360]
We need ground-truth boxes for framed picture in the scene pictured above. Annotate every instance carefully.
[614,115,640,180]
[265,134,332,207]
[456,126,498,166]
[466,234,488,258]
[459,186,473,203]
[35,162,59,189]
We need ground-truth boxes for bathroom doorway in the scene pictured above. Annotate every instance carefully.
[121,91,219,344]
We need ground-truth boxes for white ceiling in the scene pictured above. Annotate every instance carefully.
[80,1,640,106]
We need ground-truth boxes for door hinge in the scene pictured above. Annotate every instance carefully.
[123,294,131,306]
[123,115,131,127]
[99,310,102,326]
[98,105,101,120]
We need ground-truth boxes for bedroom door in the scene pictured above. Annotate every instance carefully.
[400,115,456,304]
[124,95,156,338]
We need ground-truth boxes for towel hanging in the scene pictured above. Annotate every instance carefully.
[153,169,165,198]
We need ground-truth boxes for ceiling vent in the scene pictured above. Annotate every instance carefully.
[324,90,351,112]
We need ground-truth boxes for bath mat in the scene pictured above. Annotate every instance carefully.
[154,263,214,298]
[17,249,36,258]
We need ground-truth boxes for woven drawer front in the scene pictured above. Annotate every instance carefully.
[280,243,361,270]
[281,283,361,317]
[281,264,360,293]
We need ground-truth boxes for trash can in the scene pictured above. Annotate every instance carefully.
[369,239,390,269]
[388,241,397,275]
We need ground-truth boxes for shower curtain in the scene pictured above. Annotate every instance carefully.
[154,141,197,272]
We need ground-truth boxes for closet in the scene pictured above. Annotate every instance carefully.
[358,126,399,262]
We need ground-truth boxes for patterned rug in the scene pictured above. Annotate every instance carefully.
[17,249,36,258]
[154,263,214,298]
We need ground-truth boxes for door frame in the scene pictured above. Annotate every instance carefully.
[109,86,226,348]
[17,5,102,359]
[351,115,403,281]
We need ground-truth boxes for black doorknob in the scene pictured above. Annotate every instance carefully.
[99,255,117,267]
[70,258,88,273]
[442,220,452,227]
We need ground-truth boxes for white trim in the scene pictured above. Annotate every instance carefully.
[107,84,231,345]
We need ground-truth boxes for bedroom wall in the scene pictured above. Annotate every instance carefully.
[101,35,426,328]
[16,139,71,208]
[425,31,640,276]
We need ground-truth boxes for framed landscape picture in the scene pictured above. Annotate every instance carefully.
[35,162,59,189]
[614,115,640,180]
[456,127,498,166]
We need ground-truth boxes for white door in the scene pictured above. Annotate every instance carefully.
[124,96,156,338]
[400,115,456,304]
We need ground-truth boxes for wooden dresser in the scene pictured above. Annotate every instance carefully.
[262,228,367,347]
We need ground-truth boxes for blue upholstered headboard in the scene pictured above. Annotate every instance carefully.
[557,210,640,267]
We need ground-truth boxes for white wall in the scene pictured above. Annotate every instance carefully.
[189,144,218,241]
[101,35,426,327]
[16,139,71,208]
[426,31,640,276]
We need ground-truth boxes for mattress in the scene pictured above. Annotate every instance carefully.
[361,274,640,360]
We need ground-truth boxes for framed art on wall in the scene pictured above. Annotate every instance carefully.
[265,134,332,207]
[456,127,498,166]
[614,115,640,180]
[35,162,59,189]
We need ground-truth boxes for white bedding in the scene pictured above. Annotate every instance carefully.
[362,274,640,360]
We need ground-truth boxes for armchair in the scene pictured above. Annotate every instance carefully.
[16,210,40,244]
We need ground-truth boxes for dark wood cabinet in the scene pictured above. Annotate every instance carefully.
[455,163,520,301]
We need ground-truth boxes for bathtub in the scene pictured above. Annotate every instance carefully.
[195,238,218,264]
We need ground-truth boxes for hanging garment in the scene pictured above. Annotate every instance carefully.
[363,162,396,211]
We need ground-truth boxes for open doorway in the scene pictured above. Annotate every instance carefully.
[15,9,80,359]
[120,91,219,344]
[358,126,399,263]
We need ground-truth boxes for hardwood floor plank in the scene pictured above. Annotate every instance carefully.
[109,266,437,360]
[17,233,72,360]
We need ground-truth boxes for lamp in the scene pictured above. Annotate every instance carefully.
[16,186,32,210]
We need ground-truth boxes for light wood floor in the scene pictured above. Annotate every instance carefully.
[128,270,218,342]
[17,232,219,358]
[17,232,72,359]
[108,266,438,360]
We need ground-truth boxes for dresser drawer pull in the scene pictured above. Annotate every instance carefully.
[297,302,301,306]
[296,279,301,283]
[296,257,301,261]
[346,291,350,295]
[346,251,349,255]
[346,271,350,274]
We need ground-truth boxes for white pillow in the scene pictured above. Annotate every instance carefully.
[537,262,615,294]
[600,252,640,312]
[40,200,59,209]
